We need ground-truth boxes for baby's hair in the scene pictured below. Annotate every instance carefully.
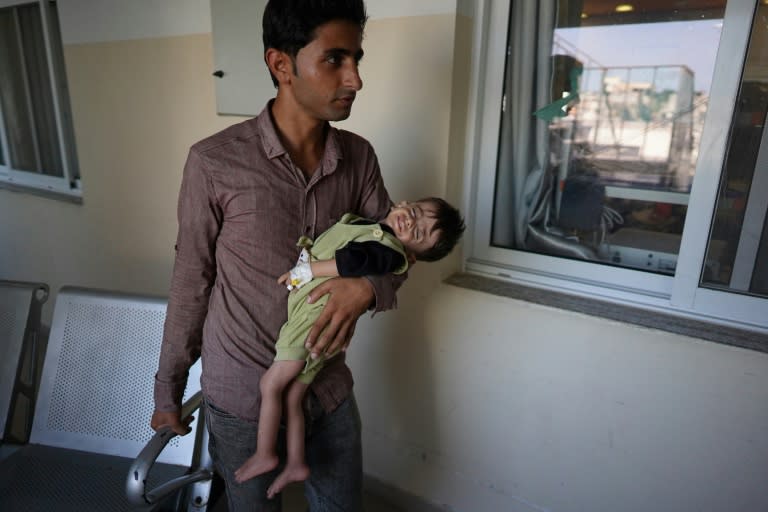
[413,197,465,262]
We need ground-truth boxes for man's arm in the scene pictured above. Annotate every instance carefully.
[152,149,221,435]
[304,277,375,358]
[354,147,407,313]
[305,144,405,357]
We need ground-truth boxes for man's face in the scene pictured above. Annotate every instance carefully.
[384,200,441,257]
[290,19,364,122]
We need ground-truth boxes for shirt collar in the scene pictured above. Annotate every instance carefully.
[255,100,343,175]
[255,100,286,159]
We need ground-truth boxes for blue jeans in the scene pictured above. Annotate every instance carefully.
[204,392,364,512]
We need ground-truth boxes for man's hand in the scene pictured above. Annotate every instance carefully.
[151,409,193,436]
[305,277,374,358]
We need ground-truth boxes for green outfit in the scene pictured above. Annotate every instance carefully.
[275,213,409,384]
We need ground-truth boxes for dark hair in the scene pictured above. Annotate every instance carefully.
[413,197,466,263]
[262,0,368,87]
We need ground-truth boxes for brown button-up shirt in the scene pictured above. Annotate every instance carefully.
[154,103,398,421]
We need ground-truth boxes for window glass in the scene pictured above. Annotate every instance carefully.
[702,1,768,297]
[0,2,64,178]
[0,7,36,171]
[492,0,726,275]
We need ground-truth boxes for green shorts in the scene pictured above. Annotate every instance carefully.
[274,287,333,384]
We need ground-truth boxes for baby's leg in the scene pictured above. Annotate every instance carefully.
[266,378,310,499]
[234,360,305,483]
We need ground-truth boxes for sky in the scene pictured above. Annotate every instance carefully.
[556,19,725,93]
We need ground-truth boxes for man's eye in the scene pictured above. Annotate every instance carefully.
[326,55,340,64]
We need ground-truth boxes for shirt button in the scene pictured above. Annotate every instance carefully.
[372,229,383,238]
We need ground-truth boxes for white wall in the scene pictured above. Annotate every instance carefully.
[2,2,767,511]
[57,0,459,44]
[57,0,212,44]
[352,285,768,511]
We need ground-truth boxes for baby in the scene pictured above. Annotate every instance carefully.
[234,197,465,498]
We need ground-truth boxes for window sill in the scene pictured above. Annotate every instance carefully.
[445,271,768,354]
[0,179,82,204]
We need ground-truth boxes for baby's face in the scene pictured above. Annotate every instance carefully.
[384,200,440,256]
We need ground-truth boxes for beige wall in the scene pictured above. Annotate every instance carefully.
[0,34,241,298]
[354,284,768,512]
[1,3,767,512]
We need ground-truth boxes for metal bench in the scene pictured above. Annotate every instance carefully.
[0,286,213,511]
[0,280,49,443]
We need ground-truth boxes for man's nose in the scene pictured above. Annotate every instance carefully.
[345,63,363,91]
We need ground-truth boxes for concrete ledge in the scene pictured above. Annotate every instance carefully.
[0,181,82,204]
[445,272,768,354]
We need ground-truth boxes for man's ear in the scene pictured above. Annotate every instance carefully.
[265,48,292,85]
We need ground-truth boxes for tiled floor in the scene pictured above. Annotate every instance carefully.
[211,481,404,511]
[0,444,403,511]
[284,482,403,512]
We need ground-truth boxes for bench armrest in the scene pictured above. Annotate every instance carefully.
[125,391,212,506]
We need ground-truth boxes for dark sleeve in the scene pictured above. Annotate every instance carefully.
[336,241,405,277]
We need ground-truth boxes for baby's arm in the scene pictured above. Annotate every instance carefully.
[279,240,406,290]
[278,259,340,290]
[307,259,339,278]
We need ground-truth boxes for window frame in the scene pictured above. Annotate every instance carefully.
[0,0,81,201]
[463,0,766,332]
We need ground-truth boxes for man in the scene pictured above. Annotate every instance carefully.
[151,1,401,510]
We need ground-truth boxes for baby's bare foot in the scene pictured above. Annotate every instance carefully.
[234,453,279,483]
[266,463,310,499]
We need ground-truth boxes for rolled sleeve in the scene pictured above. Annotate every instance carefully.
[365,273,406,314]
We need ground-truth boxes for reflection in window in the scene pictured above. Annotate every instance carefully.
[0,3,61,176]
[0,0,79,195]
[702,1,768,298]
[493,0,725,275]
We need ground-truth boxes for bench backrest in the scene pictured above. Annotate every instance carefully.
[30,287,201,466]
[0,281,48,442]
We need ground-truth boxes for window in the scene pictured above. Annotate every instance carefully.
[0,0,80,200]
[467,0,767,330]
